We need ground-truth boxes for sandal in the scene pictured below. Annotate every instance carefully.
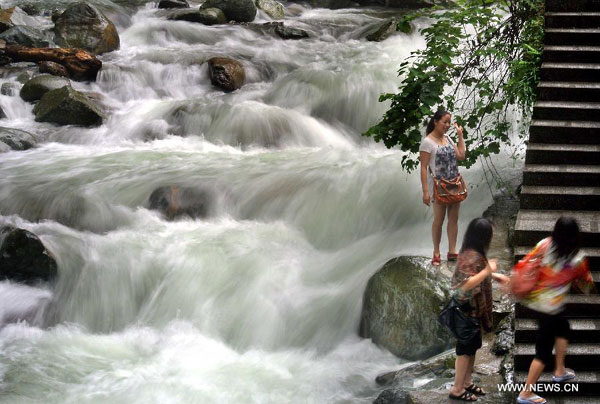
[516,394,546,404]
[447,252,459,261]
[552,369,575,382]
[449,390,477,401]
[431,254,441,266]
[465,383,486,395]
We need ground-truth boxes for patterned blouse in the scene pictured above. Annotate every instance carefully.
[451,249,494,332]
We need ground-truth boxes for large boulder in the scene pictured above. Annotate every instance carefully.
[53,3,120,55]
[256,0,285,19]
[167,8,227,25]
[158,0,190,8]
[0,7,41,33]
[148,186,213,220]
[33,86,105,127]
[200,0,257,22]
[208,57,245,92]
[0,127,36,150]
[20,74,71,102]
[0,26,52,48]
[360,256,452,360]
[0,226,58,284]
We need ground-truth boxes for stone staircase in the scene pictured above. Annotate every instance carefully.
[513,0,600,402]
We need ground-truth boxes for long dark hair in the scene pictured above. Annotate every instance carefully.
[460,218,493,259]
[551,216,580,259]
[426,109,450,135]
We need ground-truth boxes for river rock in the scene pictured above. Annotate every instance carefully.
[0,127,37,150]
[38,61,69,77]
[275,24,309,40]
[200,0,257,22]
[148,186,213,220]
[360,256,452,360]
[1,82,20,96]
[311,0,352,9]
[53,3,120,55]
[492,312,514,356]
[33,86,105,127]
[208,57,245,92]
[20,74,71,102]
[0,7,41,33]
[167,8,228,25]
[256,0,285,19]
[0,226,58,284]
[366,17,399,42]
[158,0,190,8]
[0,26,51,48]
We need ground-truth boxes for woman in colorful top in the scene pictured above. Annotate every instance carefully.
[419,110,466,266]
[517,217,595,404]
[449,218,510,402]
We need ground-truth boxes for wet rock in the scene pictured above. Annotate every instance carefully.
[53,3,120,54]
[17,70,34,84]
[0,226,58,284]
[0,7,41,33]
[148,186,213,220]
[492,312,514,356]
[0,127,36,150]
[0,82,20,96]
[208,57,245,92]
[200,0,257,22]
[311,0,352,9]
[275,24,309,40]
[0,140,9,152]
[256,0,285,19]
[0,105,5,119]
[167,8,228,25]
[366,17,399,42]
[360,256,452,360]
[20,74,71,102]
[33,86,105,127]
[0,26,51,48]
[158,0,190,8]
[38,61,69,77]
[373,389,407,404]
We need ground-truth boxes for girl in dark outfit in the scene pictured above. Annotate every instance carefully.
[448,218,509,401]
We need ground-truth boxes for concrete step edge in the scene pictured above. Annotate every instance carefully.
[515,343,600,355]
[523,164,600,173]
[546,28,600,33]
[542,62,600,69]
[516,318,600,330]
[527,143,600,152]
[538,81,600,89]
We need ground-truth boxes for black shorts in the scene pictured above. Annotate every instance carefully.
[535,311,571,366]
[456,328,482,356]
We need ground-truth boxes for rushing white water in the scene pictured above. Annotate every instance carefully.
[0,1,516,403]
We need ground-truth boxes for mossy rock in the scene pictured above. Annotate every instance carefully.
[33,86,105,127]
[200,0,257,22]
[360,256,453,360]
[20,74,70,102]
[256,0,284,19]
[168,8,227,25]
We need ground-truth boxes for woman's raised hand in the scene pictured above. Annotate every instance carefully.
[453,122,463,137]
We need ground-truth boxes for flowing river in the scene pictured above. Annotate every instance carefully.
[0,1,514,402]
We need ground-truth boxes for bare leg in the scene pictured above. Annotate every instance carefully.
[554,337,568,377]
[450,355,476,400]
[463,355,480,390]
[518,359,546,401]
[432,202,446,257]
[447,202,460,254]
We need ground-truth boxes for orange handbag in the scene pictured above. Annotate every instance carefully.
[431,171,468,205]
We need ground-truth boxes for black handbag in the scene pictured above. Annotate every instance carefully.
[438,296,480,343]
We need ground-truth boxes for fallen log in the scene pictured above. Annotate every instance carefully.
[0,42,102,81]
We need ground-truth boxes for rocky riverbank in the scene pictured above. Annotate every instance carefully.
[362,184,521,404]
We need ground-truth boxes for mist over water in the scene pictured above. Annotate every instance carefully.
[0,1,509,402]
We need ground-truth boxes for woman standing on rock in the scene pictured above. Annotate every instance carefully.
[419,110,466,267]
[516,217,595,404]
[449,218,510,402]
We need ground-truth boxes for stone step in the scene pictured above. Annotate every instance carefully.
[546,12,600,28]
[537,81,600,102]
[533,101,600,121]
[547,0,600,12]
[525,143,600,165]
[529,119,600,144]
[515,343,600,371]
[540,63,600,82]
[516,318,600,343]
[545,28,600,46]
[515,296,600,318]
[515,247,600,270]
[513,210,600,247]
[514,371,600,397]
[520,185,600,211]
[543,45,600,63]
[522,164,600,187]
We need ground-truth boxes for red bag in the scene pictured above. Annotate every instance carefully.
[511,239,550,300]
